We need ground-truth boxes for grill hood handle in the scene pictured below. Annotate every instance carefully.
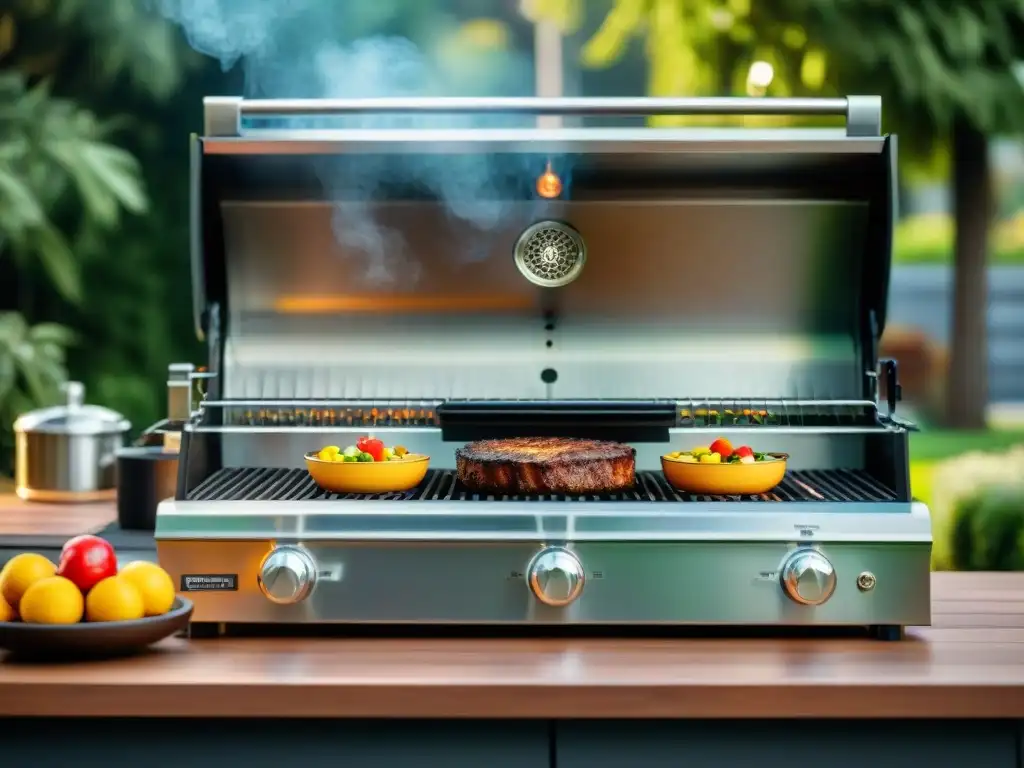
[204,96,881,138]
[438,400,676,443]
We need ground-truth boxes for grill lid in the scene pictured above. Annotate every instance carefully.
[194,95,893,403]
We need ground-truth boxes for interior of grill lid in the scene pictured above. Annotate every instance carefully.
[197,127,894,403]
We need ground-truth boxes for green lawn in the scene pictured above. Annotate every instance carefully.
[910,429,1024,462]
[908,429,1024,507]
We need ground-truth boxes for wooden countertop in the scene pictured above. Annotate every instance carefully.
[0,493,116,541]
[1,572,1023,719]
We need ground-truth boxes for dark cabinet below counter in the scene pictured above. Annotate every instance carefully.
[5,719,1024,768]
[556,721,1024,768]
[1,720,551,768]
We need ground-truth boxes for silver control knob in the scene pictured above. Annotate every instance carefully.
[526,547,585,607]
[780,548,837,606]
[258,546,317,605]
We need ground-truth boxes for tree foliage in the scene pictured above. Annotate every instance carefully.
[0,74,146,303]
[0,0,198,472]
[783,0,1024,140]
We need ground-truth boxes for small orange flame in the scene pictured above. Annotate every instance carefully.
[536,162,562,199]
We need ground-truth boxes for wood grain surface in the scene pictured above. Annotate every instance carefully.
[0,572,1022,719]
[0,493,116,538]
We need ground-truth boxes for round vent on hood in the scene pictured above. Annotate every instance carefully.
[513,221,586,288]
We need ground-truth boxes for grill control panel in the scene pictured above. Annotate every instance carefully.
[258,545,318,605]
[526,547,586,607]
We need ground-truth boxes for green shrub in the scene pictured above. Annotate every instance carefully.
[949,486,1024,571]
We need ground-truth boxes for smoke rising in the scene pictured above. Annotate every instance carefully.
[156,0,555,284]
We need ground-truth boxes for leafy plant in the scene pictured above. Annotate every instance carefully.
[0,0,202,474]
[0,313,74,474]
[0,72,147,303]
[0,72,152,468]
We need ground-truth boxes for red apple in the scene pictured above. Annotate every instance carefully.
[57,535,117,594]
[709,437,733,459]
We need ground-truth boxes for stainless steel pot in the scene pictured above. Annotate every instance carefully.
[13,381,130,503]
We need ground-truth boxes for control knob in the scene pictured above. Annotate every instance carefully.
[780,548,837,606]
[526,547,585,607]
[258,545,317,605]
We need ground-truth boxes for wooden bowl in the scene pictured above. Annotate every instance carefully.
[661,453,788,496]
[304,453,430,494]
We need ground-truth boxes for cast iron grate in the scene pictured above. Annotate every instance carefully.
[187,468,897,504]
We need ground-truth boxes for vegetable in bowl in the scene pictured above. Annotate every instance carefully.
[316,436,410,463]
[665,437,772,465]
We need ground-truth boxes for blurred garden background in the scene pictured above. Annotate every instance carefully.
[2,0,1024,570]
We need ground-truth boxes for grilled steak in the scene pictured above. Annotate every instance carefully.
[456,437,635,495]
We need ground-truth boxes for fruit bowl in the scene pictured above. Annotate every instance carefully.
[305,452,430,494]
[661,452,789,496]
[0,596,193,661]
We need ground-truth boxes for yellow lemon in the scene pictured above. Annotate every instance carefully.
[118,561,176,616]
[18,576,85,625]
[317,445,340,461]
[0,591,15,622]
[0,553,57,609]
[85,576,145,623]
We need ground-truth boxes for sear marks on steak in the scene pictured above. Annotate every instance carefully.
[455,437,636,495]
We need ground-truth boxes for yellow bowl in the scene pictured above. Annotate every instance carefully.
[660,452,788,496]
[304,453,430,494]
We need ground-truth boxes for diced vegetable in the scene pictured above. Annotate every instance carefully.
[314,437,413,463]
[666,440,775,465]
[709,437,733,459]
[318,445,341,461]
[356,436,386,462]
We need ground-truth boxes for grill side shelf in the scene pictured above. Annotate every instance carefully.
[186,469,897,504]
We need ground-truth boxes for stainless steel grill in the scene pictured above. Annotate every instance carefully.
[156,94,931,639]
[187,467,897,504]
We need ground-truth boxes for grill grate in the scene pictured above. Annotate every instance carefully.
[187,468,897,504]
[674,399,878,428]
[196,398,881,430]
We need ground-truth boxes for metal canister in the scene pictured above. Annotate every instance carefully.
[115,362,195,530]
[13,381,130,503]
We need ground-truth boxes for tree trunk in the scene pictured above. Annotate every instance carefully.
[944,115,992,429]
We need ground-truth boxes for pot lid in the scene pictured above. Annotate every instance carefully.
[13,382,131,436]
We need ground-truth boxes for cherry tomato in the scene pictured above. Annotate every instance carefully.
[356,436,385,462]
[57,535,117,594]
